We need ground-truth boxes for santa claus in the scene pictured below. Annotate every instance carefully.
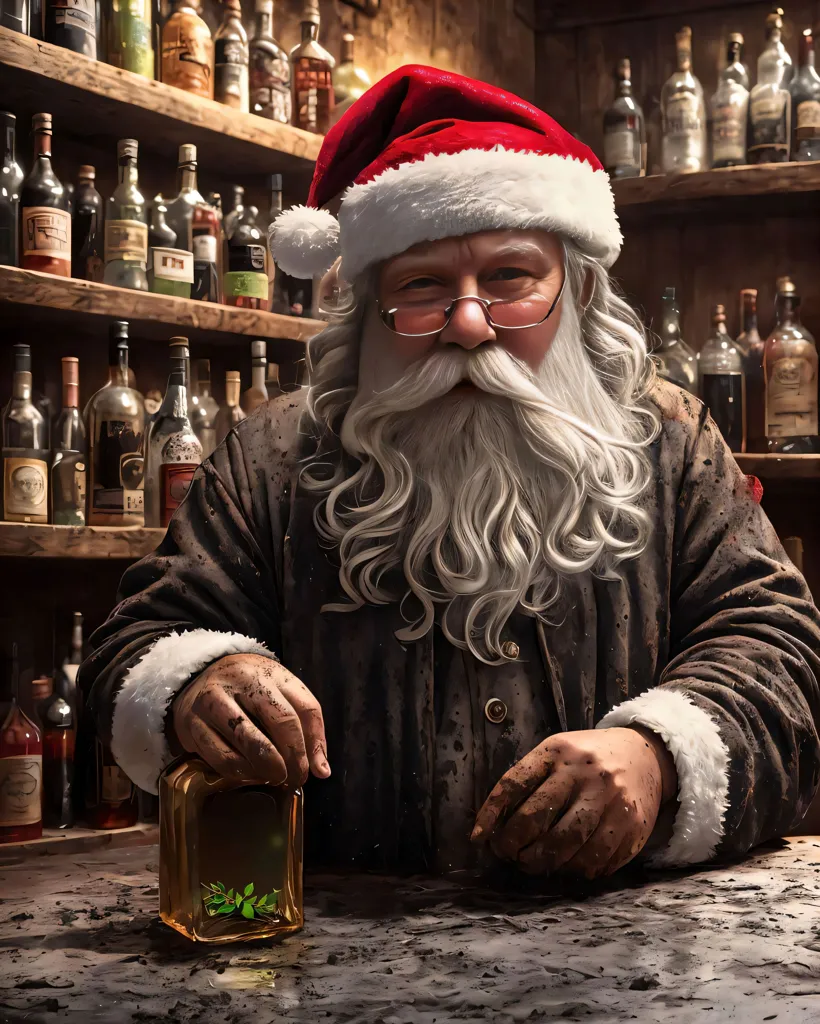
[84,66,820,879]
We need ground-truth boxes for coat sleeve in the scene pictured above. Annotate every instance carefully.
[80,402,298,795]
[599,401,820,867]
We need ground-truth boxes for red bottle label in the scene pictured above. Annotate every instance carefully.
[161,463,198,527]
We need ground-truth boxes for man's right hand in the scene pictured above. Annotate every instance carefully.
[171,654,330,787]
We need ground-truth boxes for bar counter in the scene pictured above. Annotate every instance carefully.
[2,837,820,1022]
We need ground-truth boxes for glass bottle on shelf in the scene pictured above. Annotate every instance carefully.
[224,243,269,309]
[710,33,749,168]
[250,0,291,124]
[1,0,29,33]
[44,0,98,58]
[38,671,74,829]
[214,0,249,112]
[165,144,203,254]
[0,643,42,845]
[749,8,793,164]
[104,138,149,291]
[58,611,84,726]
[764,276,819,452]
[0,112,23,268]
[83,734,139,829]
[224,185,244,241]
[51,356,87,526]
[146,337,195,527]
[652,287,698,394]
[699,304,745,453]
[266,361,283,399]
[149,194,177,252]
[242,340,269,413]
[790,28,820,161]
[265,173,288,313]
[191,199,221,302]
[107,0,154,78]
[290,0,335,135]
[602,58,646,179]
[214,370,246,445]
[20,113,71,278]
[231,204,262,246]
[331,31,371,125]
[736,289,766,454]
[159,757,303,943]
[72,164,104,281]
[162,0,213,99]
[661,26,706,174]
[2,344,49,524]
[190,359,219,459]
[159,363,202,528]
[85,322,146,526]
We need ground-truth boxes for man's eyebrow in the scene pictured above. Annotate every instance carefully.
[388,242,550,269]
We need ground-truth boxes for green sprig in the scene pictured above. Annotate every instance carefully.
[201,880,282,920]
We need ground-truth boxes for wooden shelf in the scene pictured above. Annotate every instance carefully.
[0,27,322,179]
[0,267,325,356]
[0,522,165,559]
[735,453,820,482]
[0,823,158,862]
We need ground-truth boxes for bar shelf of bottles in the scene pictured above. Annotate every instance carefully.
[0,521,165,559]
[734,453,820,482]
[0,27,323,177]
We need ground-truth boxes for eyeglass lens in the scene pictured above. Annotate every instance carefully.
[384,294,555,336]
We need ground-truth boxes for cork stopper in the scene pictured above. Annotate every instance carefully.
[776,275,796,295]
[728,32,744,45]
[712,304,727,325]
[31,676,53,702]
[766,8,784,34]
[78,164,95,180]
[32,112,52,134]
[178,143,197,166]
[226,370,242,405]
[341,32,355,63]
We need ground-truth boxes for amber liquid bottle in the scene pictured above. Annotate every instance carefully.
[20,113,71,278]
[289,0,334,134]
[83,736,138,829]
[159,758,303,943]
[0,643,43,844]
[737,289,766,454]
[161,0,214,100]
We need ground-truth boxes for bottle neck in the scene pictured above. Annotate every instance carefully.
[167,368,190,419]
[618,75,632,96]
[179,163,198,194]
[301,20,319,42]
[776,295,799,326]
[269,191,283,219]
[677,47,692,74]
[108,344,130,386]
[70,616,83,661]
[118,156,138,188]
[251,361,267,392]
[741,297,758,334]
[10,647,20,706]
[800,36,816,69]
[226,380,240,407]
[12,370,32,402]
[62,381,78,410]
[256,9,273,35]
[3,123,14,165]
[661,301,681,340]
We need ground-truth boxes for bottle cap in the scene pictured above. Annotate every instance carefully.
[766,9,784,32]
[12,343,31,374]
[228,243,267,273]
[178,143,197,166]
[31,676,53,702]
[713,304,726,322]
[740,287,757,297]
[1,111,15,129]
[61,356,79,386]
[728,32,744,46]
[342,32,355,62]
[676,26,692,47]
[256,0,273,12]
[269,173,283,193]
[251,339,267,361]
[776,275,796,294]
[117,138,138,161]
[32,112,53,133]
[302,0,320,25]
[233,184,245,200]
[78,164,96,180]
[109,320,129,342]
[170,336,190,348]
[226,370,241,383]
[617,57,631,78]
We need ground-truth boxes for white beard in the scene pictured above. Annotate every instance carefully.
[305,286,657,664]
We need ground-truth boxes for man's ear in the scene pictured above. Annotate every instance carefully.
[580,268,594,310]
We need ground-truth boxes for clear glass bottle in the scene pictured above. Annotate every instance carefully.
[710,33,749,168]
[749,8,793,164]
[0,643,42,845]
[161,0,214,99]
[107,0,154,79]
[104,139,149,291]
[44,0,98,59]
[602,58,646,178]
[790,28,820,161]
[331,30,371,125]
[72,165,104,282]
[736,289,767,454]
[85,322,145,526]
[653,287,698,394]
[159,757,303,944]
[165,144,203,255]
[191,199,221,302]
[58,611,84,726]
[764,276,819,451]
[190,359,219,459]
[158,344,202,528]
[223,184,244,242]
[214,0,248,112]
[214,370,246,445]
[250,0,291,124]
[241,340,269,413]
[2,344,49,524]
[290,0,335,135]
[0,112,24,268]
[51,356,87,526]
[699,304,745,453]
[661,27,706,174]
[20,113,71,278]
[1,0,29,33]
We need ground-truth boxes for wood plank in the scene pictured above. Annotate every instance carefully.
[0,522,165,559]
[0,267,325,357]
[0,823,158,863]
[0,27,321,180]
[535,0,766,31]
[735,453,820,481]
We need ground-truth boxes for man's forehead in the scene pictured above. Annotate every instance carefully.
[385,229,559,266]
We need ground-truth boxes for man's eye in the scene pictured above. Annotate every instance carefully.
[487,267,532,281]
[399,276,442,290]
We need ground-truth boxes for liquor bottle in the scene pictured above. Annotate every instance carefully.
[72,165,104,281]
[224,244,269,309]
[159,757,303,943]
[0,112,23,267]
[165,144,203,254]
[736,290,766,454]
[749,8,793,164]
[0,643,43,844]
[20,113,71,278]
[51,357,87,526]
[83,734,138,829]
[290,0,335,135]
[2,344,48,524]
[37,671,74,829]
[266,361,283,399]
[790,28,820,161]
[149,195,177,251]
[44,0,98,58]
[107,0,154,78]
[190,359,219,458]
[652,287,698,394]
[161,0,214,100]
[231,204,263,245]
[250,0,291,123]
[602,58,646,179]
[159,355,202,528]
[330,30,371,125]
[86,322,146,526]
[214,0,249,113]
[224,184,244,241]
[104,139,148,291]
[57,611,84,725]
[265,173,288,313]
[660,27,706,174]
[241,340,269,413]
[764,276,819,452]
[710,34,749,168]
[699,304,745,453]
[1,0,29,32]
[214,370,246,445]
[191,199,221,302]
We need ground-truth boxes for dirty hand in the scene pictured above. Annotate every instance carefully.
[172,654,331,787]
[470,727,677,879]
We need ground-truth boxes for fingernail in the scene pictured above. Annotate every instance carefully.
[470,825,483,842]
[319,759,331,777]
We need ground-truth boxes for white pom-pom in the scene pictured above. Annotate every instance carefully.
[268,205,341,279]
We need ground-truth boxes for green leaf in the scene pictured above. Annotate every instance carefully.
[208,894,226,906]
[234,895,243,908]
[266,891,280,907]
[217,904,235,915]
[216,882,226,893]
[245,897,256,906]
[226,889,234,901]
[256,895,267,908]
[241,902,255,920]
[243,882,255,897]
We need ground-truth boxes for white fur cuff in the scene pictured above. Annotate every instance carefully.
[597,688,730,867]
[110,629,272,795]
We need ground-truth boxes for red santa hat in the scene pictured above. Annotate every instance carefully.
[270,64,622,282]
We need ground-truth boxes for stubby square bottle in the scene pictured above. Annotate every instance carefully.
[159,758,303,944]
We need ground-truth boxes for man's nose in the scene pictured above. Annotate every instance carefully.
[439,297,496,350]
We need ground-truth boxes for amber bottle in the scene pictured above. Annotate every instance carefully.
[0,644,43,844]
[289,0,334,134]
[83,735,139,829]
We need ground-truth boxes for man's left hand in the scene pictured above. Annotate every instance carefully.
[470,727,677,879]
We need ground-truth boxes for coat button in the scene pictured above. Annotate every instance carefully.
[485,698,508,724]
[501,641,519,659]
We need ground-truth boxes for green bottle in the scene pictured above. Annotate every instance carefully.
[104,138,149,292]
[107,0,155,79]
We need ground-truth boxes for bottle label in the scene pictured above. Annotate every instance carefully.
[162,20,212,97]
[712,92,748,163]
[152,247,194,283]
[797,100,820,140]
[603,128,639,169]
[215,39,249,107]
[51,451,87,527]
[22,207,71,261]
[52,0,96,39]
[102,765,134,803]
[766,356,819,436]
[223,271,268,299]
[664,95,703,139]
[749,92,790,152]
[105,219,148,265]
[3,454,48,522]
[161,463,198,526]
[0,754,42,827]
[192,233,217,263]
[90,420,145,518]
[250,51,292,122]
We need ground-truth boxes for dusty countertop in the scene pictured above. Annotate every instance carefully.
[2,837,820,1023]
